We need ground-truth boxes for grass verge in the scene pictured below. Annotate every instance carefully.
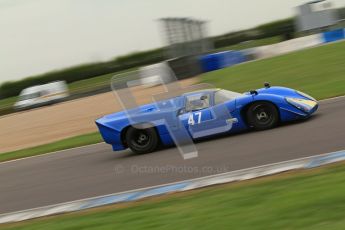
[68,67,138,95]
[0,132,103,162]
[216,36,283,51]
[202,41,345,100]
[3,162,345,229]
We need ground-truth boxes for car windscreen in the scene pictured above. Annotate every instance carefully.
[185,93,211,111]
[19,92,41,101]
[214,90,242,105]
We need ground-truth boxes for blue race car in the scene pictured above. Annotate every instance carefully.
[96,83,318,154]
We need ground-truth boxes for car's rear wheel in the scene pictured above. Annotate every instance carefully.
[246,101,279,130]
[125,127,159,154]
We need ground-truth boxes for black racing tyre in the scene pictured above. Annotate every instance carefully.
[125,127,159,154]
[246,101,279,130]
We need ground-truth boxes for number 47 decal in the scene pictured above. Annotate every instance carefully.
[188,112,202,126]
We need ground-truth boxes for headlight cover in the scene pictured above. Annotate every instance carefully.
[286,98,317,113]
[296,91,316,101]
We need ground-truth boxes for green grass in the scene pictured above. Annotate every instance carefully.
[202,41,345,100]
[0,96,17,114]
[0,96,17,109]
[0,132,103,162]
[3,162,345,230]
[216,36,283,51]
[68,72,115,94]
[0,96,17,116]
[68,67,138,95]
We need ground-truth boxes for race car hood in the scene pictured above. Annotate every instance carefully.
[246,86,316,100]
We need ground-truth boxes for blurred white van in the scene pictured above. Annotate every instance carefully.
[14,81,69,110]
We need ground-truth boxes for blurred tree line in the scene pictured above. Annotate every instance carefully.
[2,8,344,99]
[213,18,295,48]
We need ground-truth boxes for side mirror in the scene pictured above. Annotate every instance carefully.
[177,108,186,116]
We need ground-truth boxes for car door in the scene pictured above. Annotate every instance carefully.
[179,92,235,139]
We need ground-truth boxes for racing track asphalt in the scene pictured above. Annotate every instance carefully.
[1,97,345,214]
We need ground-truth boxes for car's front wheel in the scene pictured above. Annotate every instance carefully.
[125,127,159,154]
[246,101,279,130]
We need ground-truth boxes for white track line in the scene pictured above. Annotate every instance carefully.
[0,94,344,165]
[0,142,105,165]
[319,95,345,102]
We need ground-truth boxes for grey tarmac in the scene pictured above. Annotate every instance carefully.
[0,97,345,214]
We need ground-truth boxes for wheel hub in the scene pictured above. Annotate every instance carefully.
[138,134,148,143]
[135,132,149,146]
[256,112,268,121]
